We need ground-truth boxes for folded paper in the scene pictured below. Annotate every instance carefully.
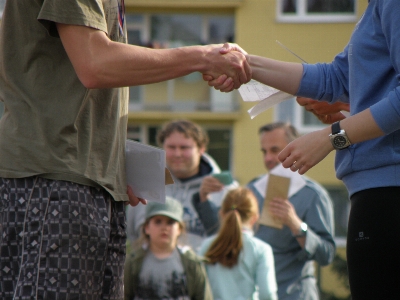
[125,140,174,203]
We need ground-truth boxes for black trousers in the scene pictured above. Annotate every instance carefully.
[347,187,400,300]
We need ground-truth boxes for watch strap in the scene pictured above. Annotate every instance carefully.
[294,222,308,238]
[332,121,341,135]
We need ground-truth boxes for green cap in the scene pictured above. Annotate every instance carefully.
[145,196,183,223]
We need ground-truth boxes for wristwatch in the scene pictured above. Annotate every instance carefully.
[294,222,308,238]
[329,121,351,150]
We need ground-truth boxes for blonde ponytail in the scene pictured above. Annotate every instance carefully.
[204,187,258,268]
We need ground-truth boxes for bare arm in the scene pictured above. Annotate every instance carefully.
[56,23,251,89]
[207,53,303,94]
[278,109,385,175]
[247,55,303,95]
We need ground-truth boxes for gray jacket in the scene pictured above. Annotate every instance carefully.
[127,153,228,250]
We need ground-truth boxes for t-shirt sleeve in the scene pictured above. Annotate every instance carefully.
[37,0,107,37]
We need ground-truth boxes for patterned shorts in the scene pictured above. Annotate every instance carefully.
[0,177,126,300]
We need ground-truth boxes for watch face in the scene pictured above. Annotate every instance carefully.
[333,136,348,148]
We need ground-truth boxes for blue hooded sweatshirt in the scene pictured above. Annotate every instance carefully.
[298,0,400,197]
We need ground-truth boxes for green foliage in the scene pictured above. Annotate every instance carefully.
[320,254,352,300]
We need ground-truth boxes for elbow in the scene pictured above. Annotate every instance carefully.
[80,77,98,89]
[79,77,100,90]
[74,60,108,89]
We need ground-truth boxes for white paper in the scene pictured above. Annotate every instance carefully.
[238,80,281,102]
[238,80,293,119]
[253,164,306,199]
[125,140,166,203]
[208,181,240,207]
[341,110,350,117]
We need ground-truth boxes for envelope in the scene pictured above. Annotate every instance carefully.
[258,174,290,229]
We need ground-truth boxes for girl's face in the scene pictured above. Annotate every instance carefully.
[144,215,181,250]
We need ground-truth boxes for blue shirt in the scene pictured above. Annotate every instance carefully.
[298,0,400,197]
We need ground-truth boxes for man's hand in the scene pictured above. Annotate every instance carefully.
[297,97,350,124]
[269,197,301,229]
[127,185,147,207]
[203,43,251,92]
[203,74,235,93]
[199,176,224,202]
[218,42,249,56]
[269,197,306,247]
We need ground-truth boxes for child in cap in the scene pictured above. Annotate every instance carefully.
[124,196,213,300]
[199,187,278,300]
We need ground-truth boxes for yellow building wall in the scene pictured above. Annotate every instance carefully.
[319,246,350,298]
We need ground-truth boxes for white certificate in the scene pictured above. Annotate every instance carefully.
[238,80,293,119]
[125,140,173,203]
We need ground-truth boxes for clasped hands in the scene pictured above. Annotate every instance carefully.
[203,43,251,92]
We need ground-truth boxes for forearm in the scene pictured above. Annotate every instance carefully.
[57,23,248,89]
[247,55,303,95]
[278,108,385,174]
[84,42,204,88]
[336,108,384,144]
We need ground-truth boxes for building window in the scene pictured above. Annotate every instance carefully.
[125,13,237,112]
[276,98,325,133]
[277,0,357,23]
[0,0,5,18]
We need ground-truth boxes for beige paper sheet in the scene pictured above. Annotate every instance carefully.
[258,174,290,229]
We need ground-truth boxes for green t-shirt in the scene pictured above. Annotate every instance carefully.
[0,0,129,201]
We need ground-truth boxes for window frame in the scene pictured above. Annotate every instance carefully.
[275,98,326,134]
[276,0,358,23]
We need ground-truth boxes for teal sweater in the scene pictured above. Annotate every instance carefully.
[199,230,278,300]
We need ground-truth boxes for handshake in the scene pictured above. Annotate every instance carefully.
[201,43,252,93]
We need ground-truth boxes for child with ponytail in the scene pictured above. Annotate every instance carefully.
[199,187,278,300]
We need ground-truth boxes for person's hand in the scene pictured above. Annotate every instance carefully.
[127,185,147,207]
[202,74,235,93]
[218,42,249,56]
[199,176,224,202]
[269,197,301,229]
[203,43,251,92]
[278,127,334,175]
[296,97,350,124]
